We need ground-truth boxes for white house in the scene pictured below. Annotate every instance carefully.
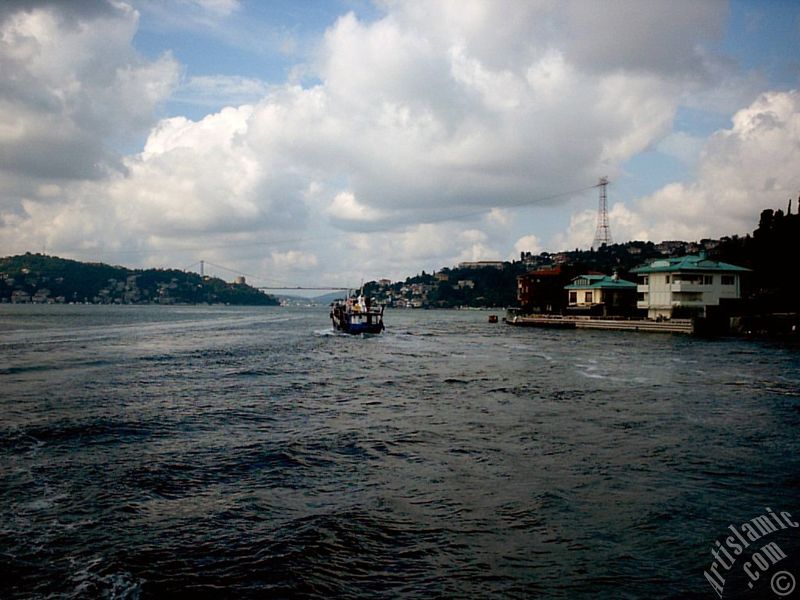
[631,254,749,319]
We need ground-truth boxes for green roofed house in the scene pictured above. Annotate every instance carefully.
[631,253,749,319]
[564,273,637,316]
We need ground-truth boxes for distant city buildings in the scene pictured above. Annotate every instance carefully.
[457,261,504,269]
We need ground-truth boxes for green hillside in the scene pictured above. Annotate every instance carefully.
[0,254,278,306]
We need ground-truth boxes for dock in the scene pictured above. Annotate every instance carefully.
[506,315,694,334]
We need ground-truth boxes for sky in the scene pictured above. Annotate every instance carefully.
[1,0,799,288]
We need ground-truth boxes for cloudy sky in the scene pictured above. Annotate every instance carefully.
[1,1,799,287]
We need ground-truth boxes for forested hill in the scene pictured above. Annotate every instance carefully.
[0,253,278,305]
[712,207,800,312]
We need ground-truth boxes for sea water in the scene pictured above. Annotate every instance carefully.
[1,305,799,598]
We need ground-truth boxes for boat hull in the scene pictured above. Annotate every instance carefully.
[330,302,385,334]
[332,320,385,335]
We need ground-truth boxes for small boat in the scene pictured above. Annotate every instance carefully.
[330,292,385,334]
[488,314,498,323]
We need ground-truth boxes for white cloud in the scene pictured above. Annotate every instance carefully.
[327,191,386,223]
[269,249,318,269]
[450,228,500,264]
[2,0,792,284]
[564,91,800,247]
[486,208,511,227]
[459,229,488,245]
[551,209,597,252]
[0,2,179,188]
[656,132,706,165]
[123,105,267,233]
[513,234,542,257]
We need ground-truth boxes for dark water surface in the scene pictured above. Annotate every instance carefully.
[2,305,799,599]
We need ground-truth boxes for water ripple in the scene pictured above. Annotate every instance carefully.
[1,305,799,598]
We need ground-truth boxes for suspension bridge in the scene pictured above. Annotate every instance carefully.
[181,259,353,293]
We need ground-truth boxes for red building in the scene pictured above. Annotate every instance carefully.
[517,266,573,314]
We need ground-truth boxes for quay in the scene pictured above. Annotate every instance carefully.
[506,315,694,334]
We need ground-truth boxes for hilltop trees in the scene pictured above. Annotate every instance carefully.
[0,254,278,305]
[713,203,800,312]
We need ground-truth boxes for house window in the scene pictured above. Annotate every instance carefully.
[569,291,577,304]
[721,275,735,285]
[584,291,593,303]
[704,275,713,285]
[641,276,648,285]
[665,276,670,284]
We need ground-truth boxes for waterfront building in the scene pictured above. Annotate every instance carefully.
[517,265,574,314]
[631,253,749,319]
[564,274,637,316]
